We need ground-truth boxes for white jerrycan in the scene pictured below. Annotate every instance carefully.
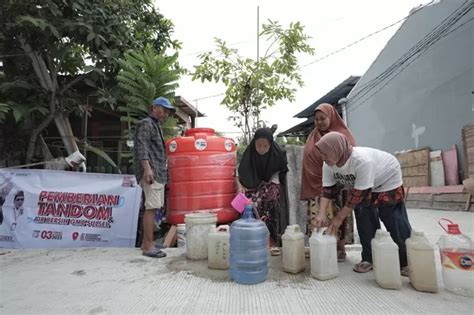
[282,224,305,274]
[406,230,438,293]
[372,229,401,289]
[310,228,338,280]
[208,225,230,270]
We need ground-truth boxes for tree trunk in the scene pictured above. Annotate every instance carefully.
[54,113,79,155]
[21,38,80,163]
[39,135,54,161]
[25,111,56,164]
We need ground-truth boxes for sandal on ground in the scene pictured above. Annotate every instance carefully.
[401,266,409,277]
[142,248,167,258]
[337,250,347,262]
[353,261,373,273]
[270,247,281,256]
[141,243,164,251]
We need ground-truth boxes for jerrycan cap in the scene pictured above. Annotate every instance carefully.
[438,218,461,235]
[447,224,461,235]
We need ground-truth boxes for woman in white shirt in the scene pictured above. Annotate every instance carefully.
[313,131,412,276]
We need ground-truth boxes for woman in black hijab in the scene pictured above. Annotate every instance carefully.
[236,127,288,250]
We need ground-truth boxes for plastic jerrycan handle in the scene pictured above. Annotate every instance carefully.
[438,218,461,235]
[438,218,455,232]
[313,227,327,236]
[287,224,301,233]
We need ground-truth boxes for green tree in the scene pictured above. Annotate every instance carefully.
[0,0,178,164]
[192,20,314,144]
[117,44,183,141]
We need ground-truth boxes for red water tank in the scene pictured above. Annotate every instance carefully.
[165,128,239,224]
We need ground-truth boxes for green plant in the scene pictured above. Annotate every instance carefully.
[117,44,183,140]
[192,20,314,143]
[0,0,177,164]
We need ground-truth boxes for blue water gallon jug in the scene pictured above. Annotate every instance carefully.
[229,204,269,284]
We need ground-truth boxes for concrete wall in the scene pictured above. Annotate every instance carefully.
[284,145,307,235]
[346,0,473,179]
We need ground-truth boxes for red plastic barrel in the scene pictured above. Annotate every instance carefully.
[165,128,239,224]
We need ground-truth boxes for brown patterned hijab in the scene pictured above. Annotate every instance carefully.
[300,103,356,200]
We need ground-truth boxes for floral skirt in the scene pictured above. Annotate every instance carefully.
[245,182,281,245]
[307,195,354,244]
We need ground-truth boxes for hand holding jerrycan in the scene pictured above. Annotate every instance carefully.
[310,228,338,280]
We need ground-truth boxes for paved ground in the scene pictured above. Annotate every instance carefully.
[354,207,474,245]
[0,209,473,314]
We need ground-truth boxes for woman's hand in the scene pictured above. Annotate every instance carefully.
[311,213,327,232]
[237,183,247,193]
[327,216,344,236]
[235,176,247,193]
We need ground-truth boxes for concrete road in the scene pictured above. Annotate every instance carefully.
[0,208,473,314]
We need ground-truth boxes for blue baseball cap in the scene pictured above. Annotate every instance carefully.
[152,97,176,112]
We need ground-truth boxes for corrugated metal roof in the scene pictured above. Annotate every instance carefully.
[294,76,360,118]
[278,118,314,137]
[175,96,205,118]
[278,76,359,137]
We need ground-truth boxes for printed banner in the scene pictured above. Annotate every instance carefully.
[0,169,141,248]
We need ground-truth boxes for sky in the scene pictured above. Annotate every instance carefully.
[157,0,431,142]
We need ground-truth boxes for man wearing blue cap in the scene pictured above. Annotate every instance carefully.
[133,96,176,258]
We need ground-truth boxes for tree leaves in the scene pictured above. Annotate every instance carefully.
[1,0,178,164]
[16,15,49,30]
[0,101,48,123]
[192,20,314,142]
[17,15,60,39]
[117,44,182,139]
[0,103,12,122]
[86,32,95,42]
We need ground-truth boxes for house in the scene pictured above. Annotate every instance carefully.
[343,0,473,179]
[278,76,360,138]
[174,96,203,129]
[44,95,204,174]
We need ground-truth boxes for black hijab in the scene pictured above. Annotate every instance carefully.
[238,128,289,189]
